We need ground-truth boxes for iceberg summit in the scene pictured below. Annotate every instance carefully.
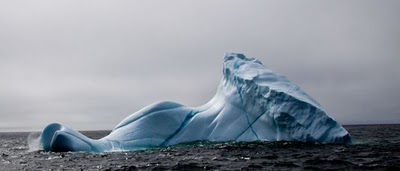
[40,53,351,152]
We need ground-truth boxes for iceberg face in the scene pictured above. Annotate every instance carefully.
[40,53,351,152]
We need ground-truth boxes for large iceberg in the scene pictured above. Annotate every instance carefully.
[40,53,351,152]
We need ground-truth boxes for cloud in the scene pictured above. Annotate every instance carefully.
[0,0,399,131]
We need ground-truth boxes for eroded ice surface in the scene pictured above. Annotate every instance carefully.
[40,53,351,152]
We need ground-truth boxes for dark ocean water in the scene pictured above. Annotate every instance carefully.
[0,124,399,170]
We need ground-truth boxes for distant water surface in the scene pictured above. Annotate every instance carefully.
[0,124,399,170]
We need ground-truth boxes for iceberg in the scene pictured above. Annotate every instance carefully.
[40,53,351,152]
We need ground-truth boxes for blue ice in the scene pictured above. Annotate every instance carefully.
[40,53,351,152]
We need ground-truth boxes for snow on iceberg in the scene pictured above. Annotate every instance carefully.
[40,53,351,152]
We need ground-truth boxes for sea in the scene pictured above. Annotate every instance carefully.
[0,124,399,170]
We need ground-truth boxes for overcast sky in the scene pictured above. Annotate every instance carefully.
[1,1,399,131]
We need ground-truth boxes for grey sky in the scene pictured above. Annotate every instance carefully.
[1,1,399,131]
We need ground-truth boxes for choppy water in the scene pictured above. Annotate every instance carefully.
[0,124,399,170]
